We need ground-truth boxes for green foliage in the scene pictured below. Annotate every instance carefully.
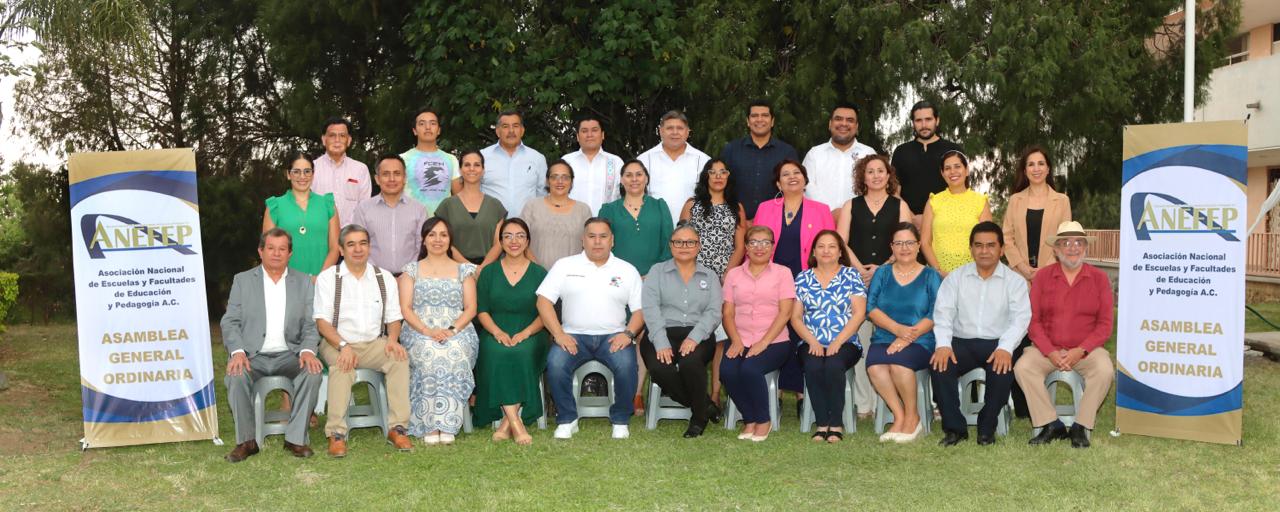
[3,162,71,323]
[0,272,16,328]
[1074,187,1123,230]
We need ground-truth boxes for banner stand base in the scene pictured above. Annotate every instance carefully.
[212,437,224,446]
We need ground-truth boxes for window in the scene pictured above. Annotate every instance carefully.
[1226,33,1249,65]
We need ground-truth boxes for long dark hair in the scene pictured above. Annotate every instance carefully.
[806,230,853,269]
[417,217,455,260]
[1011,145,1057,193]
[692,159,740,227]
[618,159,651,198]
[498,217,532,260]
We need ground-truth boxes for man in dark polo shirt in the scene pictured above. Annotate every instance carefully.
[890,100,961,226]
[719,100,799,220]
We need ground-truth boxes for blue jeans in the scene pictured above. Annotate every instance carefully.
[546,333,638,425]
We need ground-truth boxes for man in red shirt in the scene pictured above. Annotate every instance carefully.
[1014,221,1114,448]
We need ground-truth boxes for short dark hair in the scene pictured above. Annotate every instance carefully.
[417,217,455,260]
[496,110,523,125]
[411,108,441,129]
[892,221,920,242]
[747,99,772,118]
[584,216,613,232]
[909,100,937,120]
[832,101,859,119]
[970,221,1004,246]
[376,153,406,171]
[806,230,852,269]
[322,117,352,135]
[575,114,604,131]
[772,159,808,186]
[259,228,293,251]
[500,217,531,244]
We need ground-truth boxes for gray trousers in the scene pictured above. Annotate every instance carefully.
[225,351,322,445]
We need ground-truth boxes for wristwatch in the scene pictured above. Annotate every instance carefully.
[447,325,458,333]
[338,340,349,349]
[624,330,638,344]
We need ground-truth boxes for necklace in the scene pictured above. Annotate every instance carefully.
[893,264,920,278]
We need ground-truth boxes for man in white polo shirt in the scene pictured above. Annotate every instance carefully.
[637,110,710,226]
[802,102,878,215]
[564,114,624,213]
[536,217,646,439]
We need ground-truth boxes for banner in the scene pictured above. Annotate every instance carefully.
[1117,122,1245,445]
[69,149,219,448]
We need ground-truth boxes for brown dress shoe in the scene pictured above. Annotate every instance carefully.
[224,440,259,463]
[387,426,413,451]
[284,441,314,458]
[327,434,347,458]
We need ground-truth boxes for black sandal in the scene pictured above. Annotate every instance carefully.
[811,431,830,442]
[826,431,844,443]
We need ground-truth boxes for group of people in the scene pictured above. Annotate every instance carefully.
[218,100,1115,462]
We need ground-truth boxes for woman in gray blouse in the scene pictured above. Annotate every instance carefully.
[641,224,724,438]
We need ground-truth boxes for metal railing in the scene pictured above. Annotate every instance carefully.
[1083,229,1280,277]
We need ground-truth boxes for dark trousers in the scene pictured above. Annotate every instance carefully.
[720,342,791,424]
[799,343,862,428]
[779,326,804,392]
[931,338,1014,436]
[1010,335,1032,417]
[638,326,716,427]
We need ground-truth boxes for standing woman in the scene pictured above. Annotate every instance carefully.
[720,226,797,442]
[921,150,992,276]
[434,150,508,266]
[641,225,723,438]
[398,218,479,445]
[791,230,866,443]
[521,160,592,267]
[473,218,548,445]
[262,152,339,275]
[598,159,673,276]
[1001,146,1072,281]
[865,223,942,443]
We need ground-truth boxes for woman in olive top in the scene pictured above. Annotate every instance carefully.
[598,160,674,276]
[1001,145,1072,281]
[262,151,339,275]
[434,150,508,266]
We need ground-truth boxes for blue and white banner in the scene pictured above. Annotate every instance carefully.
[68,149,218,448]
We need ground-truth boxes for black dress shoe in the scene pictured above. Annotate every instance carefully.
[1069,423,1091,448]
[976,433,996,446]
[938,431,969,447]
[683,424,705,438]
[706,402,723,424]
[1028,421,1069,446]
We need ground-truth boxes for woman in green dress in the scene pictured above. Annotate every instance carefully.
[434,150,507,266]
[473,217,548,445]
[262,152,339,275]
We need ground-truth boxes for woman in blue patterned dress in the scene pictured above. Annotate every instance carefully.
[397,217,480,445]
[791,230,866,443]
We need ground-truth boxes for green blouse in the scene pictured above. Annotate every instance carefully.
[265,191,335,276]
[597,195,673,276]
[433,193,508,262]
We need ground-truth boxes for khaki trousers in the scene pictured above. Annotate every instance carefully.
[1013,346,1114,429]
[319,337,410,436]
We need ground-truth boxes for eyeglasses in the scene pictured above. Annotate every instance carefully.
[288,168,314,176]
[1055,239,1086,248]
[548,174,573,182]
[669,240,700,248]
[746,239,774,248]
[708,169,730,176]
[890,240,919,248]
[501,233,528,241]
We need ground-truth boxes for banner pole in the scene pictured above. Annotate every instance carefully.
[1184,0,1195,122]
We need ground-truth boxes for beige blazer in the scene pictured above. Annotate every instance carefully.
[1001,188,1071,271]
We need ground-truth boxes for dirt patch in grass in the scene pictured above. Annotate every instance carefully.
[0,379,77,456]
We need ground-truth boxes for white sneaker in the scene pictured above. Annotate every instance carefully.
[612,425,630,439]
[554,420,579,439]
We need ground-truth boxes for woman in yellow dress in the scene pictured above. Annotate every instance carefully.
[920,150,992,276]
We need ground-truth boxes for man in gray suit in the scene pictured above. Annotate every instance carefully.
[221,228,324,462]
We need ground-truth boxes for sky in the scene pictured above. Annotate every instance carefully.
[1,38,59,171]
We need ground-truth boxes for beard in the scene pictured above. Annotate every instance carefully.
[831,132,855,146]
[914,127,934,140]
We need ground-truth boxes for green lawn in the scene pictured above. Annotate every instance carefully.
[0,323,1276,511]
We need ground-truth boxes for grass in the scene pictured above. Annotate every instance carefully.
[0,322,1277,511]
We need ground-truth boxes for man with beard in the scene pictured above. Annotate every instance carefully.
[890,101,961,227]
[802,102,878,215]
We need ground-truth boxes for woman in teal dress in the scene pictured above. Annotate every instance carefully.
[473,218,548,445]
[597,160,673,276]
[262,152,339,275]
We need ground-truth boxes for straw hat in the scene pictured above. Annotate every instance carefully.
[1044,220,1096,246]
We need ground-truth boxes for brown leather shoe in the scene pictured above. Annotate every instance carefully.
[327,434,347,458]
[284,441,314,458]
[224,440,259,463]
[387,426,413,451]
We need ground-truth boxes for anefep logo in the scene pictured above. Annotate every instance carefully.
[1129,192,1238,241]
[80,213,198,259]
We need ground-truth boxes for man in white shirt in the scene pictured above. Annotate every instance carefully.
[929,221,1031,446]
[536,218,646,439]
[564,115,624,213]
[313,224,413,457]
[637,110,710,226]
[221,229,323,462]
[481,110,548,217]
[311,117,372,227]
[802,102,878,215]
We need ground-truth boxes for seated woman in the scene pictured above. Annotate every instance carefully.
[473,218,548,445]
[398,218,479,445]
[865,222,941,443]
[720,225,797,442]
[791,230,866,443]
[640,224,723,438]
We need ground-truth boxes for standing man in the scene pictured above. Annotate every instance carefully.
[564,114,625,213]
[929,222,1031,447]
[719,100,799,220]
[802,102,878,215]
[401,108,461,215]
[221,228,324,462]
[536,218,646,440]
[639,110,710,226]
[312,117,371,227]
[481,110,548,217]
[1014,221,1114,449]
[891,100,961,226]
[351,154,430,275]
[313,225,414,457]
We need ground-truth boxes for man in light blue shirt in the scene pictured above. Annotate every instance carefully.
[481,110,548,217]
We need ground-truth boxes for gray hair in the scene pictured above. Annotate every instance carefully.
[338,224,370,246]
[660,110,689,128]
